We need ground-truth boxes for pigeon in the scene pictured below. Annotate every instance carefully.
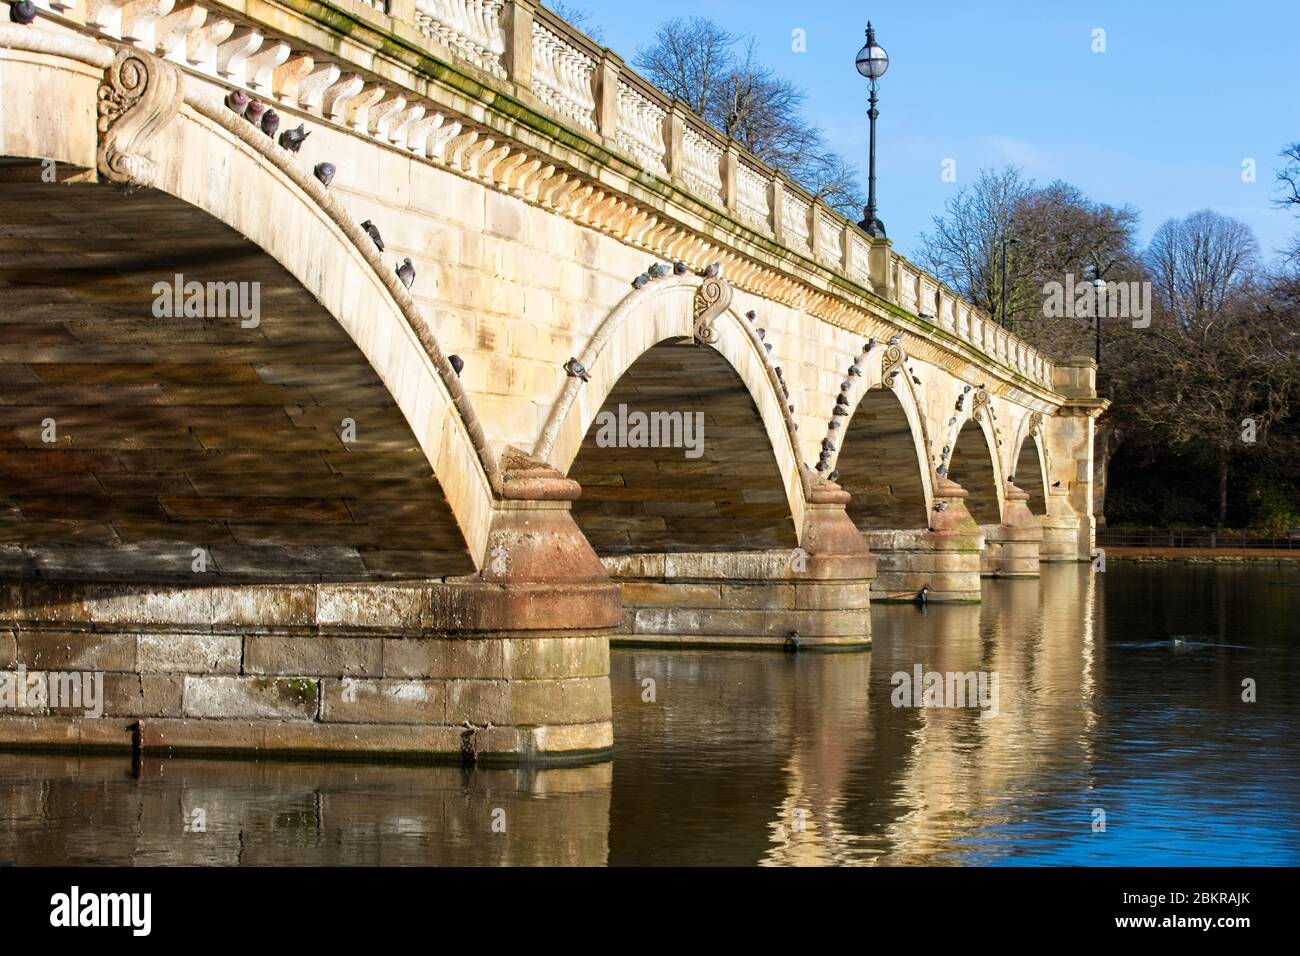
[225,90,249,115]
[912,374,922,385]
[448,354,464,375]
[828,470,839,482]
[936,465,948,477]
[963,385,972,393]
[836,393,850,406]
[821,438,835,451]
[1008,475,1016,483]
[396,257,415,289]
[956,396,965,411]
[780,383,789,397]
[313,162,336,187]
[934,500,949,512]
[763,343,772,352]
[949,417,956,425]
[673,261,688,275]
[852,354,864,365]
[788,405,795,414]
[244,100,267,126]
[278,124,310,153]
[261,108,280,138]
[864,338,877,351]
[888,334,902,345]
[632,273,650,289]
[840,381,851,392]
[746,311,757,321]
[360,220,384,252]
[756,329,766,340]
[828,420,840,429]
[649,262,670,278]
[815,461,828,472]
[703,262,721,278]
[832,406,848,416]
[564,357,590,382]
[10,1,36,24]
[774,366,784,378]
[1052,480,1062,488]
[848,366,862,377]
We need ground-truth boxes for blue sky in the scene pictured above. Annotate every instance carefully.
[565,0,1299,263]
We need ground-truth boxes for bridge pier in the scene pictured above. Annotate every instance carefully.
[0,458,620,765]
[980,482,1043,578]
[600,478,876,649]
[865,478,984,603]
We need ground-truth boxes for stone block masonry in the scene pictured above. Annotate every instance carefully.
[0,580,615,764]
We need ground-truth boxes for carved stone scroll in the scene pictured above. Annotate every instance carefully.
[692,276,732,344]
[96,47,184,186]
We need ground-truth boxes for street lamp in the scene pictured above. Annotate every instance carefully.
[999,236,1019,329]
[1091,276,1106,366]
[855,22,889,238]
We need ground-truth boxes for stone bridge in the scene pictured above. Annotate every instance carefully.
[0,0,1106,762]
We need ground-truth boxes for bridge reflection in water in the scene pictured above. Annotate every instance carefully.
[3,564,1298,866]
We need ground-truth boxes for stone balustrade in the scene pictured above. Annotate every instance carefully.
[26,0,1055,391]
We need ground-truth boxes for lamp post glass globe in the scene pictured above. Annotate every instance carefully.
[856,35,888,79]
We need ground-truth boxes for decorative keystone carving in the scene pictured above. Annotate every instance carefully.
[882,343,905,385]
[1028,411,1043,435]
[692,276,732,344]
[96,47,184,187]
[972,387,991,422]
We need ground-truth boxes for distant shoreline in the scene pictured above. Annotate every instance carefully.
[1102,547,1300,563]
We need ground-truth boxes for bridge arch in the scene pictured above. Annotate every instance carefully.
[949,410,1004,526]
[536,277,807,546]
[1009,423,1049,517]
[0,39,496,570]
[833,382,934,532]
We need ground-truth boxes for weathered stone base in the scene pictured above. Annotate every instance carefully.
[0,579,616,765]
[864,529,984,602]
[1041,514,1089,562]
[601,551,873,649]
[979,524,1042,577]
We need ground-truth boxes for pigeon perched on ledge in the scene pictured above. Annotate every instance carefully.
[225,90,249,115]
[313,162,335,187]
[244,100,267,127]
[448,354,464,376]
[564,357,590,382]
[888,334,902,345]
[261,108,280,138]
[360,220,384,252]
[279,124,310,153]
[396,257,416,289]
[703,262,721,278]
[10,2,37,25]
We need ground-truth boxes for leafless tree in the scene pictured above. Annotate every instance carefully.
[634,18,864,215]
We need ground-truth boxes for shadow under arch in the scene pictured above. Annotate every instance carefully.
[538,277,807,547]
[0,172,474,581]
[1010,430,1048,517]
[0,37,497,566]
[568,339,797,553]
[949,417,1003,525]
[835,385,932,531]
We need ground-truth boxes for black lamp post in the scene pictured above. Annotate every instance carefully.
[1091,276,1105,366]
[855,22,889,238]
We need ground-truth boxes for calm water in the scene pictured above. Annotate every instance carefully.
[2,564,1297,866]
